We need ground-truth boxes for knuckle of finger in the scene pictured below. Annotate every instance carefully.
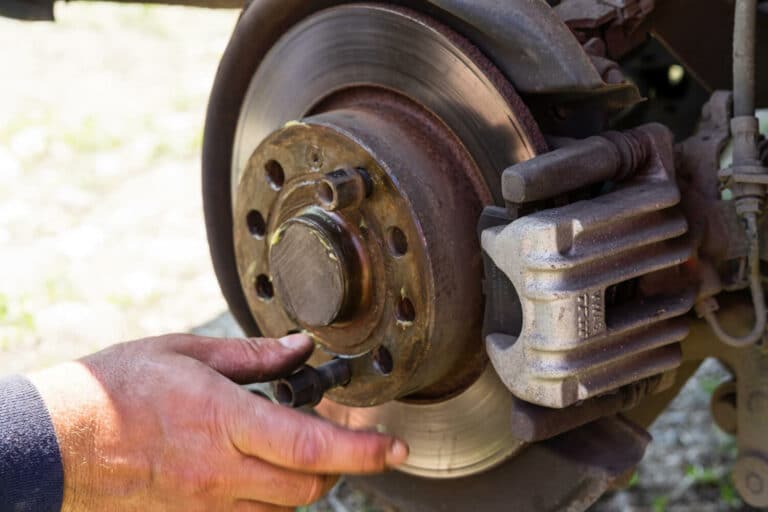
[238,338,270,361]
[291,425,328,469]
[183,467,229,498]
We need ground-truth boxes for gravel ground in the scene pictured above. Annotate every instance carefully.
[0,4,755,511]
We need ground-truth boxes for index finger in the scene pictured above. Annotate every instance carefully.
[226,389,409,474]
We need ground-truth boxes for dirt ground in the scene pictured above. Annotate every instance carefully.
[0,3,754,511]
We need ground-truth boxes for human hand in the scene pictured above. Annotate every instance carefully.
[28,333,408,512]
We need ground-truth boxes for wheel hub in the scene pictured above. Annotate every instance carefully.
[234,93,490,405]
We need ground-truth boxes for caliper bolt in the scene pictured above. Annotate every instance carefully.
[273,358,352,408]
[316,167,372,211]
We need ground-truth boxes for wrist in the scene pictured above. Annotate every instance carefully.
[28,362,108,512]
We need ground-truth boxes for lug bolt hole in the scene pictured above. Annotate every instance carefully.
[265,160,285,190]
[256,274,274,301]
[387,227,408,257]
[317,181,335,206]
[396,297,416,323]
[246,210,266,239]
[373,346,393,375]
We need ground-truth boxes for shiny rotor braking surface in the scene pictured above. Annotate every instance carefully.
[230,3,546,478]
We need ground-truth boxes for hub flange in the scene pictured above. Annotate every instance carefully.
[234,93,490,405]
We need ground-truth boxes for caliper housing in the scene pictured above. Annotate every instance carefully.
[482,123,697,408]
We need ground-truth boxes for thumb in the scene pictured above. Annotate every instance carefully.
[167,333,314,384]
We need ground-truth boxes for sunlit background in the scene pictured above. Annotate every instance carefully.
[0,3,238,374]
[0,3,746,510]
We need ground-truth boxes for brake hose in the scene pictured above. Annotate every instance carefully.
[703,214,767,346]
[702,0,767,347]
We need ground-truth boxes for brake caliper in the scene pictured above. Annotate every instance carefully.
[481,123,696,430]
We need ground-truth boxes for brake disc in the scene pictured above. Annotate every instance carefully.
[231,4,543,198]
[228,3,546,478]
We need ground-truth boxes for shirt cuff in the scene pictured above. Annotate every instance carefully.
[0,375,64,512]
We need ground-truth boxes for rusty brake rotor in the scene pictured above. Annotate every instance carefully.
[230,3,546,479]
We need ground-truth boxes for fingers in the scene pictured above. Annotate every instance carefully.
[229,456,338,506]
[228,395,408,474]
[164,333,314,383]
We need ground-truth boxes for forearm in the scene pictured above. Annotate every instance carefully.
[0,375,64,512]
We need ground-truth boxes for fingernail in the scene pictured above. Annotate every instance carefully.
[279,333,312,350]
[386,439,409,467]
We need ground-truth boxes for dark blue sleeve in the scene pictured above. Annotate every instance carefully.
[0,375,64,512]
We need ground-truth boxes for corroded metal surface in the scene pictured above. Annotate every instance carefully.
[234,102,490,405]
[230,3,545,205]
[482,124,696,408]
[233,101,529,477]
[229,5,549,478]
[202,0,619,337]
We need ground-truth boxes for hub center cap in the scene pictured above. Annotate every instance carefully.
[270,213,351,327]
